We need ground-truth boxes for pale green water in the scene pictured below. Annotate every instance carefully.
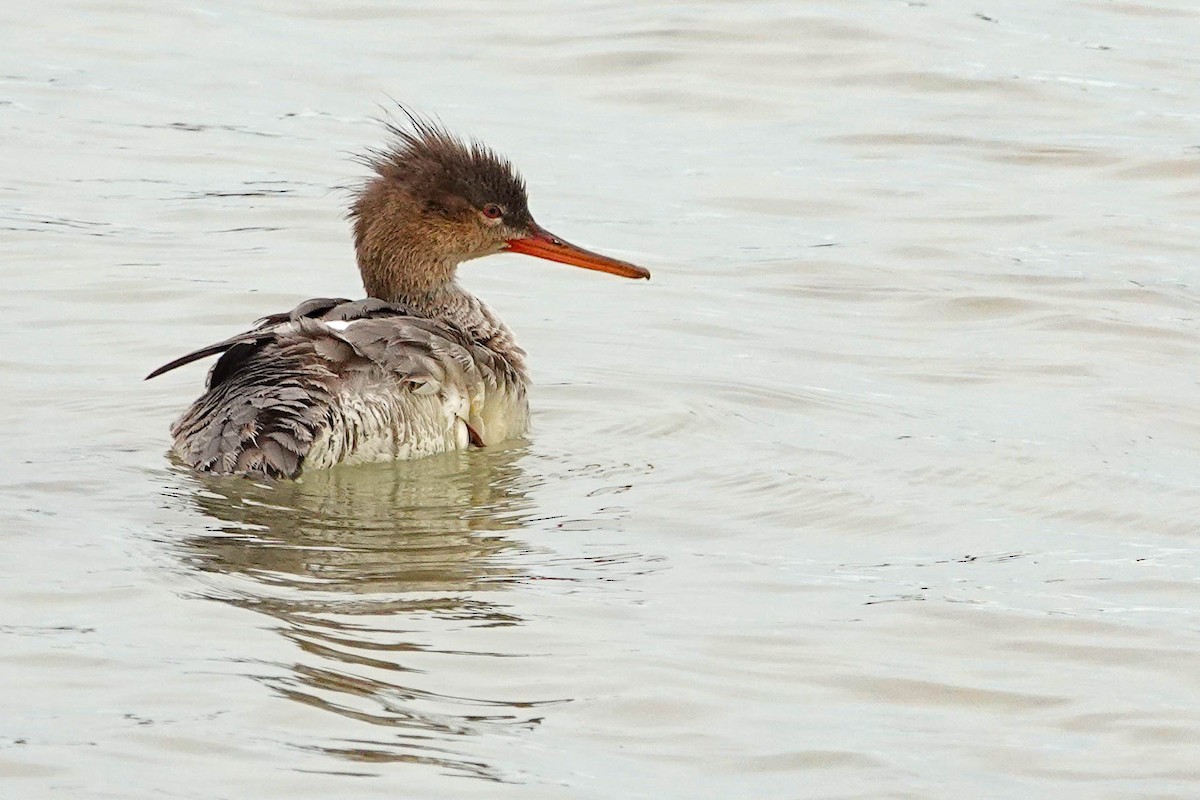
[3,2,1200,798]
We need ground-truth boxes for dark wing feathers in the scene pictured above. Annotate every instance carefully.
[145,298,419,383]
[144,330,273,381]
[143,299,348,382]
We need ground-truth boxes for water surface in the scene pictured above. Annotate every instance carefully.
[3,1,1200,798]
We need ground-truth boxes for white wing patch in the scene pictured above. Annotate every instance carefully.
[325,320,354,331]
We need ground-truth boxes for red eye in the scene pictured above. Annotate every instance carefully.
[482,203,503,219]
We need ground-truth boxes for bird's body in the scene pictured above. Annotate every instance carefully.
[149,113,648,479]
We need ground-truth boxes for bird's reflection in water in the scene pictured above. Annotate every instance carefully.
[172,444,559,780]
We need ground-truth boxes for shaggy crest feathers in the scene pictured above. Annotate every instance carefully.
[351,110,531,225]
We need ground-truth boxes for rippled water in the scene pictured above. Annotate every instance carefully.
[4,1,1200,797]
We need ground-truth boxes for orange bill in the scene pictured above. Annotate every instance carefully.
[505,223,650,280]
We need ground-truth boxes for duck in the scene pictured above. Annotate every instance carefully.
[147,112,650,479]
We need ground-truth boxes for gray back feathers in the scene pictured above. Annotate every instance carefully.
[154,298,527,479]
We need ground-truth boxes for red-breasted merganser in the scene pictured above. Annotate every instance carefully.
[147,114,650,479]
